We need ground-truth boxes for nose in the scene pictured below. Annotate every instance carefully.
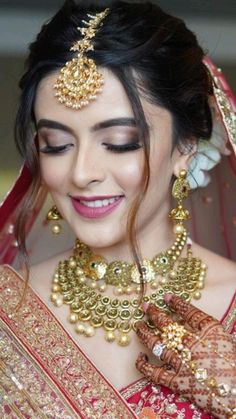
[71,142,105,188]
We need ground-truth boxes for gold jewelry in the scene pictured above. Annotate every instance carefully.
[50,168,206,346]
[161,322,192,361]
[169,169,190,225]
[73,228,188,287]
[46,205,62,235]
[54,9,109,110]
[50,236,207,346]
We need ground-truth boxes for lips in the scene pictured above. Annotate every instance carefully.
[70,195,124,219]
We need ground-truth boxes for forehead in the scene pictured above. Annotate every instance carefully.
[34,68,134,125]
[34,67,173,139]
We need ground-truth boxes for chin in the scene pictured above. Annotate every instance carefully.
[73,224,125,251]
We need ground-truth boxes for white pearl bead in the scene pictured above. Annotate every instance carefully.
[173,224,184,234]
[50,293,58,302]
[54,297,63,307]
[125,286,133,295]
[114,286,123,296]
[150,281,158,289]
[105,331,115,342]
[52,224,61,234]
[118,333,131,346]
[52,284,60,292]
[68,313,78,324]
[90,281,97,289]
[75,324,85,334]
[99,284,107,292]
[84,326,95,337]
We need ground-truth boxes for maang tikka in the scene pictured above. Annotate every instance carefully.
[54,8,109,110]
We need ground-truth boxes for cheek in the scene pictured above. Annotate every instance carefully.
[148,143,173,195]
[40,157,69,190]
[114,154,144,191]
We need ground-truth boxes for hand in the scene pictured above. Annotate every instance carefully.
[135,295,236,419]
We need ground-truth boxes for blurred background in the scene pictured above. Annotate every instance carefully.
[0,0,236,201]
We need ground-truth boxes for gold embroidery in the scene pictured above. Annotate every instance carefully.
[0,322,77,418]
[222,293,236,337]
[121,378,150,400]
[122,380,205,418]
[0,266,136,418]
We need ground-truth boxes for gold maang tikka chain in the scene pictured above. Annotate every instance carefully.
[54,8,109,109]
[50,170,207,347]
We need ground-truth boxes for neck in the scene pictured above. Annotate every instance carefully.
[89,210,175,263]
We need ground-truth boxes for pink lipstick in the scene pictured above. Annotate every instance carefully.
[70,195,124,219]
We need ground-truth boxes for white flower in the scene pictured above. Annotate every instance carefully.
[187,120,230,189]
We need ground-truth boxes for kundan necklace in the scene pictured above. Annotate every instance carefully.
[50,231,207,347]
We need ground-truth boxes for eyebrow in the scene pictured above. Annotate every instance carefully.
[36,117,136,134]
[91,118,136,131]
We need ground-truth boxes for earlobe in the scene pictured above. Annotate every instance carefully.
[173,141,197,178]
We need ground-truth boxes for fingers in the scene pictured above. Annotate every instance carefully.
[136,352,176,388]
[146,304,173,330]
[165,294,219,331]
[136,321,160,351]
[136,322,182,370]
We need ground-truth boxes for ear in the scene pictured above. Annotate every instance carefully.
[172,140,197,178]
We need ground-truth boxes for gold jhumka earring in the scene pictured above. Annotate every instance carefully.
[169,169,206,301]
[46,206,63,235]
[169,169,190,231]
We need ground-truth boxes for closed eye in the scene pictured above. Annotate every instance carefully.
[39,144,74,154]
[104,142,142,153]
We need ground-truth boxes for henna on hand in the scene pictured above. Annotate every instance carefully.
[136,296,236,419]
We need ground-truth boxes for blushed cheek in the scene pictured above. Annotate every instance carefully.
[40,159,68,191]
[117,157,144,192]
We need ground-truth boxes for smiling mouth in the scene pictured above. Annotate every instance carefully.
[78,197,121,208]
[70,195,124,219]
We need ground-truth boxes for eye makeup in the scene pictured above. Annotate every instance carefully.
[37,118,142,154]
[104,142,142,153]
[39,144,74,154]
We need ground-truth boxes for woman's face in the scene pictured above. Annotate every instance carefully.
[35,69,186,258]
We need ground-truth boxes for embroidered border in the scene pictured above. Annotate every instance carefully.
[221,292,236,338]
[0,320,78,418]
[0,266,137,419]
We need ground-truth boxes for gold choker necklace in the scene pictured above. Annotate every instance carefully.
[51,234,207,347]
[73,227,187,287]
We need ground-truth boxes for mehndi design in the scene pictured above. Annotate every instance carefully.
[136,296,236,419]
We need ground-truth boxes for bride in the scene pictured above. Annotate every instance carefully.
[0,1,235,418]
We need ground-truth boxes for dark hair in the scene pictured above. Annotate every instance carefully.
[15,0,213,275]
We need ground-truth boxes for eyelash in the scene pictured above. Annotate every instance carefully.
[39,144,73,154]
[39,142,142,155]
[104,142,142,153]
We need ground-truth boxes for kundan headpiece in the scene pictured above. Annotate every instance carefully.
[54,8,109,110]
